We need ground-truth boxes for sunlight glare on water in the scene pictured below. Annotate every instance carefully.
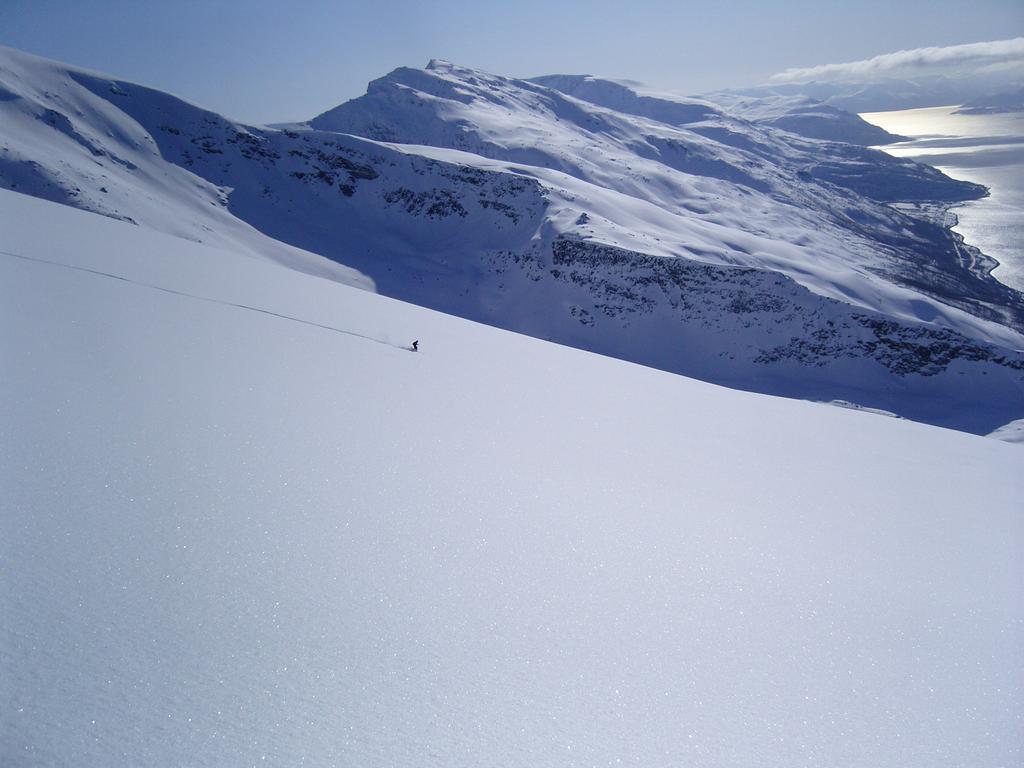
[860,105,1024,292]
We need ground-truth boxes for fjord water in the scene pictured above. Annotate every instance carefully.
[860,106,1024,292]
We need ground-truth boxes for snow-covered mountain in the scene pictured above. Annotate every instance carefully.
[956,85,1024,114]
[2,46,1023,432]
[532,74,905,145]
[699,91,905,145]
[0,49,370,289]
[3,189,1022,767]
[718,71,1024,114]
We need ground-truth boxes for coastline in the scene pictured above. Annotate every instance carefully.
[883,193,1024,333]
[890,197,999,281]
[937,162,1024,294]
[945,206,1001,281]
[937,203,1024,332]
[860,105,1024,296]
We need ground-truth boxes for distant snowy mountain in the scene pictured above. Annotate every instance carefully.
[956,86,1024,114]
[718,71,1024,114]
[700,92,905,145]
[531,74,904,145]
[3,190,1022,767]
[2,46,1023,432]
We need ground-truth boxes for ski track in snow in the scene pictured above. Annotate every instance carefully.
[0,249,415,352]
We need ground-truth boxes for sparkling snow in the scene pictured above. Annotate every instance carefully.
[2,191,1022,767]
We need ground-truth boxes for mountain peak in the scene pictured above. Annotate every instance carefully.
[4,44,1022,435]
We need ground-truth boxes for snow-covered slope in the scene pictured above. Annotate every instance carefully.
[2,46,1024,433]
[0,45,370,288]
[3,189,1023,768]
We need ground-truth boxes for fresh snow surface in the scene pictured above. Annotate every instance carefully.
[989,418,1024,444]
[2,190,1022,767]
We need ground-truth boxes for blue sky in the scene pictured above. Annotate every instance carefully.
[2,0,1022,123]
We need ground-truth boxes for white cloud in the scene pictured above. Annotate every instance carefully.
[771,38,1024,83]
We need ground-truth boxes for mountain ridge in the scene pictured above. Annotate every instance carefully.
[1,45,1022,432]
